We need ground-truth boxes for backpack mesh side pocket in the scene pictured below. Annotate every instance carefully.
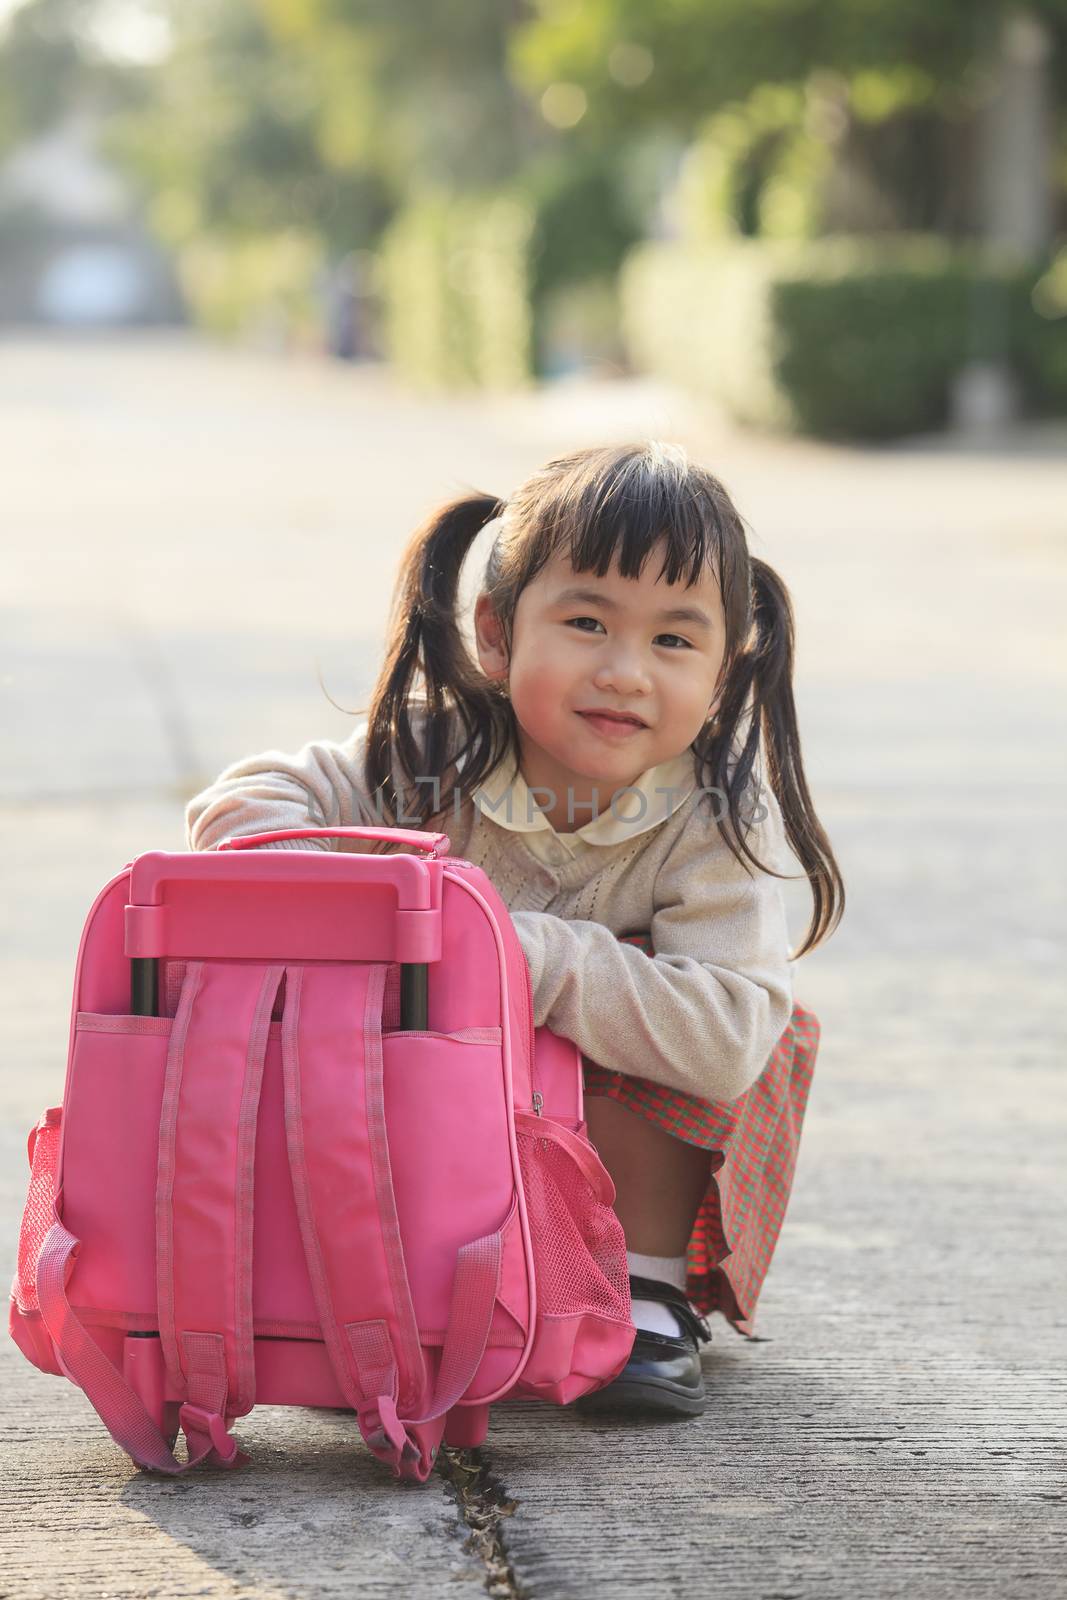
[14,1109,62,1315]
[514,1117,630,1322]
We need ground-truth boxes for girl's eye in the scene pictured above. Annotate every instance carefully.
[565,617,691,650]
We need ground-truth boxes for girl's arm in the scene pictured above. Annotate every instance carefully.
[185,723,378,851]
[188,722,793,1101]
[509,790,794,1105]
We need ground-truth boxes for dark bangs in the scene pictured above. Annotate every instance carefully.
[507,443,749,652]
[511,444,748,601]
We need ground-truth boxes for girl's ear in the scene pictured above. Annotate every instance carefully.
[473,591,509,685]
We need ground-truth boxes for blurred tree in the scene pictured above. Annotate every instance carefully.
[103,0,552,258]
[6,0,1061,368]
[105,1,388,256]
[512,1,1067,129]
[255,0,539,193]
[0,0,141,157]
[513,1,1067,244]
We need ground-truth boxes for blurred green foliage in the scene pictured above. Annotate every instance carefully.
[0,0,142,155]
[376,156,640,387]
[669,72,957,244]
[621,235,1067,437]
[174,228,325,340]
[2,0,1065,423]
[513,1,1067,130]
[106,2,392,258]
[379,191,534,388]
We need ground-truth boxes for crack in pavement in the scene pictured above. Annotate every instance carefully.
[437,1446,526,1599]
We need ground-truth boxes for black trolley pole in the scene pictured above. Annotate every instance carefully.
[131,957,158,1017]
[134,955,428,1027]
[400,963,428,1030]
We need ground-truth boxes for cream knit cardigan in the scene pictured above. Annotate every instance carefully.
[185,710,794,1104]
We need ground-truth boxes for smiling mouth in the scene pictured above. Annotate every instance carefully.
[576,711,648,732]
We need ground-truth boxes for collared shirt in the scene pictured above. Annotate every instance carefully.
[463,741,698,869]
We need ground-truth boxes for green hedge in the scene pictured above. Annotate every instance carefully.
[620,236,1067,439]
[378,192,534,389]
[376,163,643,386]
[175,229,324,342]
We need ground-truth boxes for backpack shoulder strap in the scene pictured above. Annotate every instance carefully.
[157,960,285,1460]
[37,959,284,1474]
[280,962,502,1482]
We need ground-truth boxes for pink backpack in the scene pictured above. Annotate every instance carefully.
[10,825,635,1482]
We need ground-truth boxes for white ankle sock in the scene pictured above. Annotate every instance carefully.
[626,1250,688,1337]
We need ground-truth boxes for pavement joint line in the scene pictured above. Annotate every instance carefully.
[111,609,205,792]
[437,1445,525,1599]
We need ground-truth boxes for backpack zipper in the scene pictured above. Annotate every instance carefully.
[519,946,542,1116]
[449,859,542,1119]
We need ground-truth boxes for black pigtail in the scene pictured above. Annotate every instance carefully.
[364,492,511,830]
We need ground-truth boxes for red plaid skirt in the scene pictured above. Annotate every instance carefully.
[581,933,820,1340]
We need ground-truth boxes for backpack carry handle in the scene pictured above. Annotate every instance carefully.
[126,845,445,1016]
[217,827,451,858]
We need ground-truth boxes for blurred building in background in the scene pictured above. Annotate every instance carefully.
[0,108,183,326]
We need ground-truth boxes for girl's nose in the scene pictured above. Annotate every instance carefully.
[593,654,653,694]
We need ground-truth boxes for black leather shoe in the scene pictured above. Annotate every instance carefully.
[576,1275,713,1417]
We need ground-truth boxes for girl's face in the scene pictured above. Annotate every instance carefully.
[474,544,727,824]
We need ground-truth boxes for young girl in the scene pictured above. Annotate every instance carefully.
[186,439,843,1418]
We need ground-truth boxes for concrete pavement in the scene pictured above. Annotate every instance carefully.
[2,333,1065,1598]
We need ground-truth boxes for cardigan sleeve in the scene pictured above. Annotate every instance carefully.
[508,788,795,1104]
[185,722,378,851]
